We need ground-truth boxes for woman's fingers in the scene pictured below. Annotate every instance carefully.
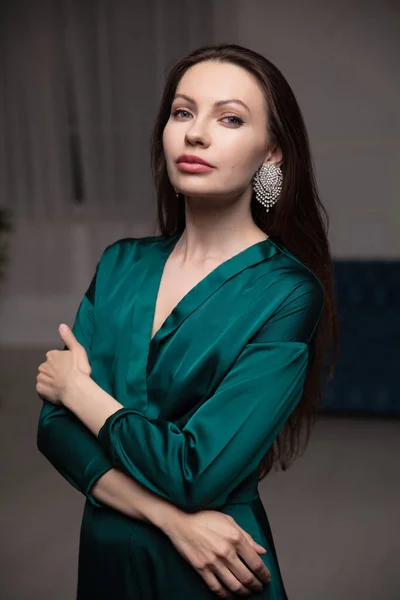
[200,568,235,599]
[196,547,268,598]
[219,525,271,592]
[211,555,261,596]
[236,525,267,553]
[235,538,271,587]
[204,522,271,596]
[167,511,271,597]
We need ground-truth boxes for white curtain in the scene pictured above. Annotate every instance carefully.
[0,0,214,345]
[1,0,214,221]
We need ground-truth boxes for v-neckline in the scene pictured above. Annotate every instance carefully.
[124,231,280,416]
[148,231,276,351]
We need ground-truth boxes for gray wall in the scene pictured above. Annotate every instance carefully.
[215,0,400,259]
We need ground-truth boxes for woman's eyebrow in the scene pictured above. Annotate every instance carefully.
[173,94,250,113]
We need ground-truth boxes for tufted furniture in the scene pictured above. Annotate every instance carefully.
[322,261,400,415]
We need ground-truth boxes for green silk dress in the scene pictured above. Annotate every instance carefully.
[37,232,325,599]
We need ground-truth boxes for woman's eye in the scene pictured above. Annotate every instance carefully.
[222,115,244,126]
[172,109,191,119]
[171,110,244,127]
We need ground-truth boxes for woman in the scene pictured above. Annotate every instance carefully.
[36,43,337,599]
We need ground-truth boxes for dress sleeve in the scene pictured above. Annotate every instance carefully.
[97,279,325,512]
[37,265,113,508]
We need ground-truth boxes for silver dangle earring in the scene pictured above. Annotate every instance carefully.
[252,163,283,211]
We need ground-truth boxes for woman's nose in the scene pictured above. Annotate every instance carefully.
[184,120,211,147]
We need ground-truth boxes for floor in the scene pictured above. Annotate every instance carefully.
[0,348,399,600]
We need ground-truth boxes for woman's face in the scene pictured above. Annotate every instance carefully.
[163,60,279,200]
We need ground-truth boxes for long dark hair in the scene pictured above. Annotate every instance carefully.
[150,43,338,479]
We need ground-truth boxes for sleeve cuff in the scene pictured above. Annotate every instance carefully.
[97,407,147,465]
[83,454,114,508]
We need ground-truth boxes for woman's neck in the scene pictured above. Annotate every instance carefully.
[175,196,268,263]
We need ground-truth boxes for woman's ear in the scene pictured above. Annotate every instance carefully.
[263,144,283,167]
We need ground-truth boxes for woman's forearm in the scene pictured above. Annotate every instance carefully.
[62,371,123,436]
[59,371,184,531]
[90,467,182,533]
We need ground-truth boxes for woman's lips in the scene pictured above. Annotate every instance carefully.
[176,162,215,173]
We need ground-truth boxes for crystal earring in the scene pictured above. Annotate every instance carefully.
[252,163,283,211]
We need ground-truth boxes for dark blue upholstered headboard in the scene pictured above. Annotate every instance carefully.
[322,260,400,415]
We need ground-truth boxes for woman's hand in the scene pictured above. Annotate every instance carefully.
[36,324,91,406]
[164,509,271,598]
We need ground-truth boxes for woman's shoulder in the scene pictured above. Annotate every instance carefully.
[90,235,166,301]
[98,233,166,265]
[268,237,324,291]
[105,233,165,251]
[265,237,325,318]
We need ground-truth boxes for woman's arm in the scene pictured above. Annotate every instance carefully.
[62,278,325,512]
[89,465,178,527]
[40,354,271,597]
[91,462,270,599]
[36,290,113,508]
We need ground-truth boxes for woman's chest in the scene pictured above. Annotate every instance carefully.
[91,292,244,421]
[151,256,222,342]
[89,244,282,420]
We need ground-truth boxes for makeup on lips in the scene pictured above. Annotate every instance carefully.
[176,154,215,173]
